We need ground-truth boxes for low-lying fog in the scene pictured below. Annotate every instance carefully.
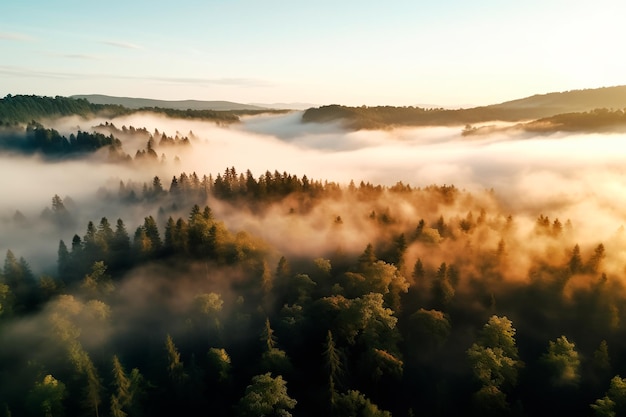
[2,111,626,272]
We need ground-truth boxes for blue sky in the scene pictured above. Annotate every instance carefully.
[1,0,624,106]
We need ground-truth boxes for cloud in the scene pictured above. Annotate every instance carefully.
[152,76,272,88]
[3,111,626,275]
[0,31,34,42]
[60,53,100,60]
[0,65,270,88]
[0,65,85,80]
[99,40,142,50]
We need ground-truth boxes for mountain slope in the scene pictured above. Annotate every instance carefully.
[302,85,626,129]
[72,94,267,111]
[489,85,626,112]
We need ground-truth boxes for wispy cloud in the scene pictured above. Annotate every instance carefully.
[100,40,142,50]
[153,76,272,88]
[0,65,271,87]
[0,66,84,80]
[60,53,100,60]
[0,31,34,42]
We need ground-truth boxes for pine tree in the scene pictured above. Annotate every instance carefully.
[324,330,343,409]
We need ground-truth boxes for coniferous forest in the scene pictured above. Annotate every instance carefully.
[1,94,626,417]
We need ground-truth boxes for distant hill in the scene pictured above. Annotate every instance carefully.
[0,95,245,125]
[248,102,318,110]
[485,85,626,116]
[302,85,626,130]
[72,94,267,111]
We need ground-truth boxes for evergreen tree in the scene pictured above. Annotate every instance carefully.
[324,330,343,409]
[236,373,296,417]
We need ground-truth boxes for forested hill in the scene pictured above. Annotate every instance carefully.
[71,94,267,111]
[0,95,129,124]
[0,95,285,125]
[302,85,626,130]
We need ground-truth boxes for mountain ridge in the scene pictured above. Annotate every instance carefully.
[302,85,626,129]
[71,94,267,111]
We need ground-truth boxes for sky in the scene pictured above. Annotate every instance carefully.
[1,0,625,107]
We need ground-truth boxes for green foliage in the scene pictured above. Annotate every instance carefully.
[207,348,231,382]
[26,374,66,417]
[303,87,626,131]
[81,261,114,299]
[467,315,522,412]
[333,390,391,417]
[165,334,186,384]
[477,316,519,359]
[7,160,626,417]
[468,344,520,388]
[542,336,581,387]
[591,376,626,417]
[408,308,451,350]
[236,373,296,417]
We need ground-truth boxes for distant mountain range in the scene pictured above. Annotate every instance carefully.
[302,85,626,129]
[484,85,626,115]
[71,94,268,111]
[248,102,318,111]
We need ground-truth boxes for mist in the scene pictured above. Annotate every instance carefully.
[2,112,626,274]
[4,109,626,417]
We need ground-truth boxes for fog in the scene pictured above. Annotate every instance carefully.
[3,111,626,417]
[2,112,626,275]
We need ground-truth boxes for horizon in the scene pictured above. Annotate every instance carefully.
[6,84,626,111]
[2,1,625,107]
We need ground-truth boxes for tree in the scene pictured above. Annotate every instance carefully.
[3,250,36,312]
[110,219,131,271]
[193,292,224,338]
[236,373,297,417]
[323,330,343,408]
[412,258,424,282]
[432,262,454,308]
[83,221,100,265]
[333,390,391,417]
[542,335,580,387]
[0,282,12,318]
[358,244,377,268]
[591,375,626,417]
[333,293,399,350]
[260,318,292,374]
[165,334,186,384]
[109,355,144,417]
[132,227,152,259]
[593,340,611,374]
[163,217,176,254]
[408,308,451,352]
[152,176,164,197]
[81,261,114,299]
[569,244,583,274]
[276,256,290,284]
[50,194,72,226]
[26,374,66,417]
[467,316,522,411]
[587,243,606,273]
[96,217,114,254]
[3,250,21,288]
[57,240,70,278]
[143,216,162,253]
[207,348,232,383]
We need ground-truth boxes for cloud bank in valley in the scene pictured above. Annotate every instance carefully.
[1,112,626,272]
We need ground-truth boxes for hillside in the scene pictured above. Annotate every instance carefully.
[72,94,267,111]
[489,85,626,113]
[0,95,267,125]
[302,85,626,130]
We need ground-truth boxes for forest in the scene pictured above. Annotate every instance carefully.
[0,94,626,417]
[0,95,285,127]
[302,86,626,131]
